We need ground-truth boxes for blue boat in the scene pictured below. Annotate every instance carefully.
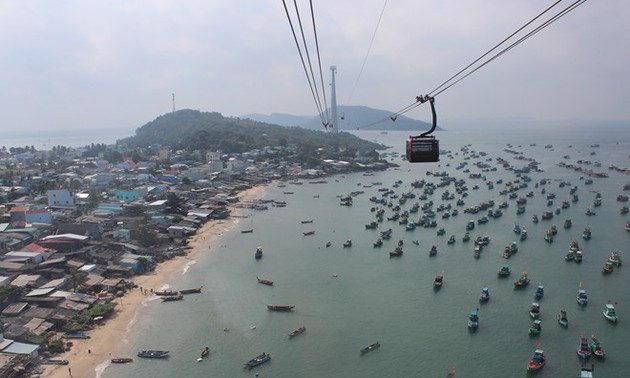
[577,289,588,306]
[244,352,271,368]
[534,284,544,299]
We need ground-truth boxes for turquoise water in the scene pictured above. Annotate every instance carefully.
[103,126,630,378]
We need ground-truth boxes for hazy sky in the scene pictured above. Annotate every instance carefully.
[1,0,628,136]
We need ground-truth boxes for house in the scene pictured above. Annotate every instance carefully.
[47,189,75,208]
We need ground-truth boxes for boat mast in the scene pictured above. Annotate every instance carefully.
[329,65,339,133]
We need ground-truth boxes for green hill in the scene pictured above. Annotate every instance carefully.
[119,109,385,154]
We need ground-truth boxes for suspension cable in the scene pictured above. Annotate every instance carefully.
[346,0,389,105]
[382,0,588,127]
[281,0,328,126]
[309,0,330,125]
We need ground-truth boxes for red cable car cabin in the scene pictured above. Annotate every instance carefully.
[406,96,439,163]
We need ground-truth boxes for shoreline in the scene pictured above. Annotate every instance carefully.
[41,185,266,378]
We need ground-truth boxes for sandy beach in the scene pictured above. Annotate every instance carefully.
[41,186,265,378]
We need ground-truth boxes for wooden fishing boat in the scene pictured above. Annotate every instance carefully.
[63,332,91,339]
[267,304,295,311]
[360,341,380,354]
[343,239,352,247]
[526,348,546,372]
[179,287,202,295]
[154,290,178,296]
[302,230,315,236]
[137,350,169,359]
[590,336,605,359]
[389,246,403,257]
[257,277,274,286]
[528,319,542,336]
[497,265,511,277]
[534,284,544,299]
[603,303,618,322]
[244,352,271,369]
[161,294,184,302]
[577,289,588,306]
[288,326,306,338]
[558,310,568,327]
[434,273,444,288]
[514,272,530,288]
[111,357,133,363]
[255,246,263,259]
[577,335,591,360]
[529,302,541,319]
[429,245,438,257]
[467,309,479,329]
[479,287,490,303]
[200,346,210,358]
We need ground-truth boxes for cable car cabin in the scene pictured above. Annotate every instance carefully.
[407,135,439,163]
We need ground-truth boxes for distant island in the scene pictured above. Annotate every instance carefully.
[243,105,444,132]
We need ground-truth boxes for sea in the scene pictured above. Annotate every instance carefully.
[100,124,629,378]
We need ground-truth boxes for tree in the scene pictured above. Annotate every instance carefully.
[136,224,159,247]
[67,268,88,292]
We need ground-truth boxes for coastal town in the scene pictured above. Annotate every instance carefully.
[0,141,390,376]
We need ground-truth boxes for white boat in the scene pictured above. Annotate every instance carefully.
[603,303,618,323]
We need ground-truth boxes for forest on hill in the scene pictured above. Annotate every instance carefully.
[119,109,385,154]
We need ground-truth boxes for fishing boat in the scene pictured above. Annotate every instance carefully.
[479,287,490,303]
[244,352,271,368]
[241,229,253,234]
[365,221,378,229]
[502,245,512,259]
[41,359,69,365]
[608,250,622,266]
[111,357,133,363]
[558,310,568,327]
[255,246,263,259]
[360,341,381,354]
[590,336,605,359]
[626,221,630,232]
[429,245,438,257]
[514,272,530,288]
[154,290,178,296]
[63,332,91,339]
[577,289,588,306]
[434,272,444,289]
[509,241,518,254]
[602,261,614,274]
[564,219,572,228]
[467,309,479,329]
[528,319,542,336]
[373,238,383,247]
[389,246,403,257]
[302,230,315,236]
[326,241,332,248]
[161,294,184,302]
[267,304,295,311]
[580,366,594,378]
[526,348,546,372]
[529,302,541,319]
[462,232,471,242]
[257,277,274,286]
[200,346,210,358]
[343,239,352,248]
[137,350,169,359]
[534,284,544,299]
[179,287,202,295]
[582,228,592,240]
[497,265,511,278]
[288,326,306,338]
[603,303,618,322]
[301,219,314,224]
[513,224,522,234]
[577,335,592,360]
[447,234,456,244]
[520,229,528,241]
[532,214,539,223]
